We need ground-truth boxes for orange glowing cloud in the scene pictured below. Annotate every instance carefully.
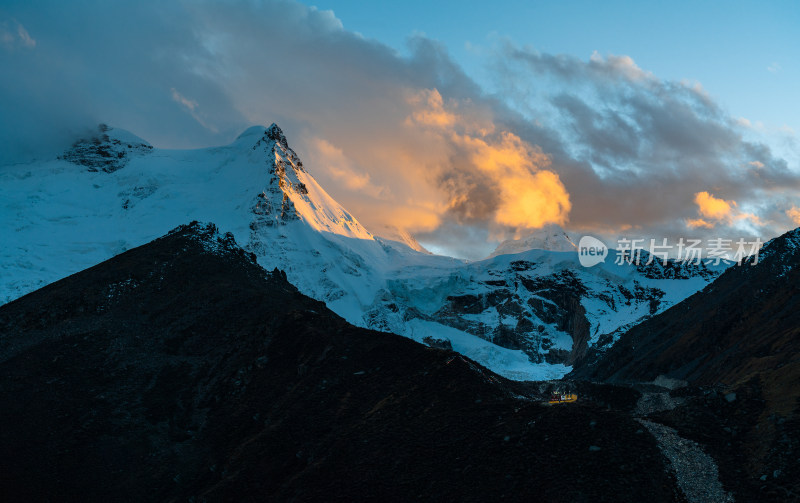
[302,87,571,245]
[304,134,445,236]
[369,204,444,234]
[406,89,457,128]
[406,88,571,235]
[787,206,800,226]
[688,191,761,229]
[454,131,570,232]
[686,218,714,229]
[695,191,735,221]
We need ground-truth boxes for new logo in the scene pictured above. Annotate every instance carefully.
[578,236,608,267]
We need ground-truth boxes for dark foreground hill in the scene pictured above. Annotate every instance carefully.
[0,222,681,502]
[573,228,800,501]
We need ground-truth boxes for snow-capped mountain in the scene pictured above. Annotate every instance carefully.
[488,224,577,258]
[373,224,431,254]
[0,124,728,379]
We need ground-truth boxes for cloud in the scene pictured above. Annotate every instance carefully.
[170,88,218,133]
[695,191,735,221]
[489,42,800,246]
[686,218,714,229]
[788,206,800,226]
[307,138,381,193]
[170,88,198,112]
[405,88,571,236]
[687,191,764,230]
[16,22,35,48]
[0,0,798,258]
[767,62,781,73]
[0,18,35,50]
[406,88,457,128]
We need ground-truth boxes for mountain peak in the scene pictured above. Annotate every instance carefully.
[374,225,431,254]
[487,224,577,258]
[759,226,800,262]
[236,125,268,139]
[235,124,374,242]
[265,123,289,149]
[236,124,290,150]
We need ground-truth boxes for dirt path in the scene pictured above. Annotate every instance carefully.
[636,389,734,503]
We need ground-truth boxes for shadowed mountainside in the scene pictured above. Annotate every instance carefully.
[0,222,682,502]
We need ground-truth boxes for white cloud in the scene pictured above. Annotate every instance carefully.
[0,19,35,50]
[16,21,35,48]
[171,88,198,112]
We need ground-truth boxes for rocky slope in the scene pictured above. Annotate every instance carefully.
[0,222,684,502]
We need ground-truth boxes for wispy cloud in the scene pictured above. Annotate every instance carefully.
[1,18,36,50]
[170,88,218,133]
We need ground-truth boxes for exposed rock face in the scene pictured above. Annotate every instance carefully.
[247,124,306,232]
[264,122,291,150]
[633,250,719,280]
[366,252,717,366]
[0,222,683,502]
[422,335,453,350]
[59,123,153,173]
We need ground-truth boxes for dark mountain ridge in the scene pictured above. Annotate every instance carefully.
[0,222,680,502]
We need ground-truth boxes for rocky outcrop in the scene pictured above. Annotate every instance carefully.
[246,125,307,238]
[59,123,153,173]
